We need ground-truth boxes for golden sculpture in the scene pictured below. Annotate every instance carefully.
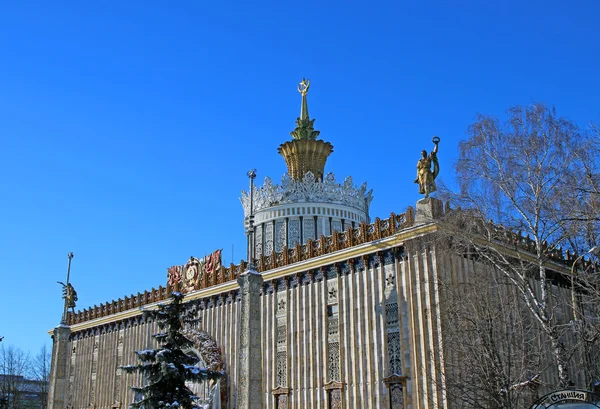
[415,136,440,198]
[297,78,310,96]
[59,281,78,312]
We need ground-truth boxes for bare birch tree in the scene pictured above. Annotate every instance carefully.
[31,345,50,409]
[441,103,600,389]
[438,255,545,409]
[0,345,30,409]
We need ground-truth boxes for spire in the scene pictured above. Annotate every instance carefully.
[290,78,320,140]
[279,79,333,180]
[299,78,309,120]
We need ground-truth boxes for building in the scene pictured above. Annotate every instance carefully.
[0,375,48,409]
[47,80,588,409]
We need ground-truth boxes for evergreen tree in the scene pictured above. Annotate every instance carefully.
[122,292,222,409]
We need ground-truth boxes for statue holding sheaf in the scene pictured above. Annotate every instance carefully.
[415,136,440,198]
[58,281,78,312]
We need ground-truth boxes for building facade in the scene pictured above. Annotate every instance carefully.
[47,81,586,409]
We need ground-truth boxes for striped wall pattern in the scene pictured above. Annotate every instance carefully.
[54,242,455,409]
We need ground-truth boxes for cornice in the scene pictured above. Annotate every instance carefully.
[56,222,437,334]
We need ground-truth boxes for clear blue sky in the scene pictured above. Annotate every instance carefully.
[1,0,599,357]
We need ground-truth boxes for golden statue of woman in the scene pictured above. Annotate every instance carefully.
[415,136,440,198]
[58,281,78,311]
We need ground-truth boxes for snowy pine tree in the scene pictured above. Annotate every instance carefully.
[122,292,223,409]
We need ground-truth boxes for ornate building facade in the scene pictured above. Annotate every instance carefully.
[47,81,585,409]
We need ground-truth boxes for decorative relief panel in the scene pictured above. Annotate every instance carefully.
[276,350,287,387]
[327,290,341,385]
[277,297,286,316]
[387,332,402,375]
[386,272,396,289]
[386,302,399,332]
[255,224,263,257]
[288,218,300,248]
[277,323,287,350]
[327,279,338,304]
[329,389,342,409]
[303,217,315,242]
[277,394,288,409]
[327,316,339,342]
[384,263,398,302]
[275,219,286,253]
[331,219,342,234]
[317,216,325,237]
[386,298,402,376]
[265,222,274,257]
[390,383,404,409]
[327,341,341,382]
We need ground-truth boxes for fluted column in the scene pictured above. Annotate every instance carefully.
[237,270,264,409]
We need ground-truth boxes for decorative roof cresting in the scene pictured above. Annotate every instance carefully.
[240,171,374,218]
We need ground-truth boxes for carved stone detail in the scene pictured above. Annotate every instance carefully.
[329,388,342,409]
[288,218,300,248]
[237,271,264,409]
[327,341,340,382]
[255,224,263,257]
[327,279,338,304]
[303,217,315,243]
[386,302,399,331]
[275,219,286,253]
[265,223,274,257]
[241,172,373,217]
[390,383,404,408]
[276,350,287,387]
[386,299,402,375]
[384,375,407,409]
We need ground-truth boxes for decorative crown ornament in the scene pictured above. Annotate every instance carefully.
[241,171,373,218]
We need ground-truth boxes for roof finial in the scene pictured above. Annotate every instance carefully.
[290,78,320,140]
[298,78,310,120]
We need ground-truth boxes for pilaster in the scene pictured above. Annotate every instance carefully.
[237,269,264,409]
[48,324,70,409]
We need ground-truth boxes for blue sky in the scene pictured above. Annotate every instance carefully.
[0,0,599,356]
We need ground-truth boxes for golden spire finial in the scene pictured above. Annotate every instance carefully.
[297,78,310,96]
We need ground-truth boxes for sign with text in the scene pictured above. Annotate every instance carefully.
[530,389,600,408]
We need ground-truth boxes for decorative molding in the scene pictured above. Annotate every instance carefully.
[323,381,344,390]
[383,374,408,385]
[272,386,289,395]
[62,221,430,331]
[241,172,373,217]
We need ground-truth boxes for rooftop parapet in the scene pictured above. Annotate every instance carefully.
[67,208,413,325]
